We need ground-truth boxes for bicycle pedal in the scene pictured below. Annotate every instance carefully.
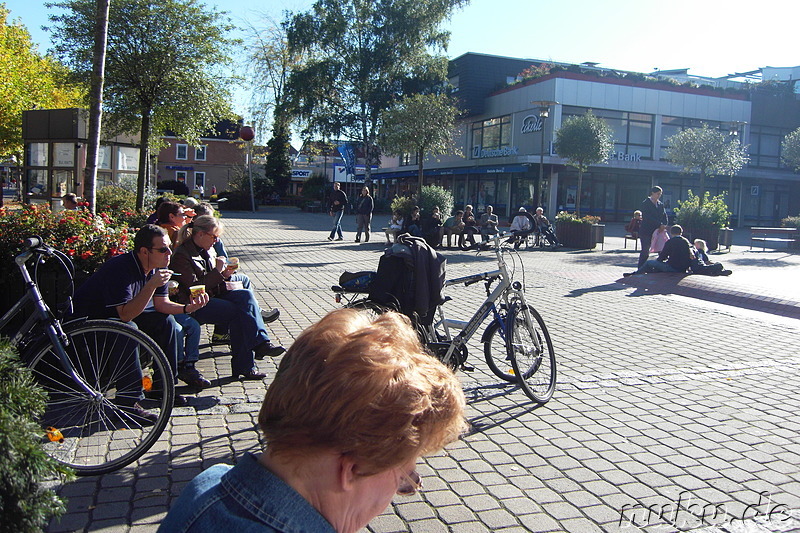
[461,365,475,372]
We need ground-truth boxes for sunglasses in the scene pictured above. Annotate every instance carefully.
[150,246,170,254]
[397,469,422,496]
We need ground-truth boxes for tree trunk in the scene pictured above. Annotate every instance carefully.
[83,0,110,215]
[575,167,584,217]
[136,112,152,211]
[417,149,424,193]
[698,169,706,207]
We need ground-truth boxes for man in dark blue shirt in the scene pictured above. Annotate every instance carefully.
[72,225,209,419]
[637,186,669,269]
[626,225,693,276]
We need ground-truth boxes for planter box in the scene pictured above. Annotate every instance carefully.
[718,228,733,251]
[556,222,595,249]
[683,226,720,251]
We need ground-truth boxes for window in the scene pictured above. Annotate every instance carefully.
[176,144,188,160]
[27,143,48,166]
[750,126,788,168]
[471,115,512,158]
[195,145,207,160]
[53,143,75,167]
[563,107,653,159]
[118,147,139,171]
[194,172,205,188]
[400,152,418,166]
[659,116,724,157]
[176,171,187,183]
[98,145,112,169]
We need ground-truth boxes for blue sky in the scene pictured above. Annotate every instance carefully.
[5,0,797,116]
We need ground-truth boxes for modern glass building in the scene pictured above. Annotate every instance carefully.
[374,53,800,226]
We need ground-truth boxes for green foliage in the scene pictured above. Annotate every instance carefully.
[417,185,454,217]
[555,211,601,225]
[554,111,614,216]
[0,204,133,276]
[664,123,749,205]
[379,93,460,189]
[96,184,150,228]
[781,128,800,171]
[0,343,73,532]
[48,0,239,208]
[263,122,292,196]
[674,190,731,230]
[285,0,467,178]
[780,215,800,229]
[299,173,327,201]
[390,196,416,218]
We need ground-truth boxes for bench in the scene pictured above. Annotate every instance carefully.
[304,201,322,213]
[749,227,799,251]
[623,233,639,250]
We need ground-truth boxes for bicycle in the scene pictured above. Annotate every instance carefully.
[332,233,557,404]
[0,237,174,476]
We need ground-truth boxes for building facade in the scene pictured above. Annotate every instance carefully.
[374,53,800,225]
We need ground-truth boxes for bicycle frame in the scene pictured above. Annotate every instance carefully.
[429,234,530,368]
[2,246,101,400]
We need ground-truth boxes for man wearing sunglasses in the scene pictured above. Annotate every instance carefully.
[71,225,209,420]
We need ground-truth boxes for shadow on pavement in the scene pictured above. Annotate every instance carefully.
[564,282,628,298]
[462,381,545,436]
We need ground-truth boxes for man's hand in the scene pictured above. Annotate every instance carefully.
[185,292,210,313]
[148,268,172,289]
[215,257,226,272]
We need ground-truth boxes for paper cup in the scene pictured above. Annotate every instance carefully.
[228,257,239,270]
[190,285,206,299]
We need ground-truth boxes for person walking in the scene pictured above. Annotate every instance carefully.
[637,186,668,269]
[354,186,374,243]
[327,182,347,241]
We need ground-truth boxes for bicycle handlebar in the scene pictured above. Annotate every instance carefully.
[24,236,44,250]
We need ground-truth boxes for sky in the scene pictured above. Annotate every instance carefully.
[4,0,798,115]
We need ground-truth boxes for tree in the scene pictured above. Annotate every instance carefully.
[781,127,800,171]
[284,0,467,182]
[262,122,292,197]
[48,0,238,209]
[664,123,748,206]
[553,112,614,216]
[379,93,460,193]
[0,6,83,158]
[82,0,110,215]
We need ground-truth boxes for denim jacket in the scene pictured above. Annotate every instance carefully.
[158,453,335,533]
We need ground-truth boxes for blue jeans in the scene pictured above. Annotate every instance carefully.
[638,259,680,274]
[191,290,270,376]
[174,313,201,366]
[329,210,344,239]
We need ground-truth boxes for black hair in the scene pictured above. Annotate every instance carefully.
[133,225,167,253]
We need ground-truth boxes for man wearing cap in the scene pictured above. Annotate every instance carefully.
[508,207,533,249]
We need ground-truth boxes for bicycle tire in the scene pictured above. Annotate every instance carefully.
[344,298,394,318]
[482,320,516,382]
[26,319,174,476]
[506,303,557,404]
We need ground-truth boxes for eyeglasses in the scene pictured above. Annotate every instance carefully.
[396,469,422,496]
[149,246,170,254]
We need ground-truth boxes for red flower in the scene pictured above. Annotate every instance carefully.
[80,251,93,259]
[67,249,76,256]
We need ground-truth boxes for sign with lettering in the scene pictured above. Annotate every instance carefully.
[472,145,520,159]
[292,169,312,179]
[608,152,642,163]
[520,114,544,134]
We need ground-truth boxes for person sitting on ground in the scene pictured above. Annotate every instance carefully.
[625,210,642,239]
[625,224,693,276]
[192,202,280,343]
[158,308,467,533]
[70,225,210,418]
[462,204,480,248]
[533,207,562,247]
[62,193,80,210]
[691,239,732,276]
[170,215,285,381]
[479,205,499,242]
[508,207,533,249]
[442,210,465,248]
[422,206,444,248]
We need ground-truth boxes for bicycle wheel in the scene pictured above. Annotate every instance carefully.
[26,319,174,476]
[506,303,557,404]
[482,320,516,382]
[344,298,394,319]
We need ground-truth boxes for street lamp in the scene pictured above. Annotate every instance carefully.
[531,100,558,210]
[725,120,745,227]
[239,125,256,212]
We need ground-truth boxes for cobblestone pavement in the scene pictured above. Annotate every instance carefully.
[47,209,800,533]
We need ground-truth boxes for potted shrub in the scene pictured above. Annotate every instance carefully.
[674,191,730,250]
[781,215,800,250]
[555,211,602,249]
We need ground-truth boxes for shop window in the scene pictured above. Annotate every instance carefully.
[471,115,511,158]
[27,142,48,166]
[53,143,75,167]
[194,172,205,188]
[176,171,187,183]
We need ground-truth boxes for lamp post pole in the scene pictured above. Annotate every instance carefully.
[531,101,558,210]
[239,125,256,212]
[725,121,745,228]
